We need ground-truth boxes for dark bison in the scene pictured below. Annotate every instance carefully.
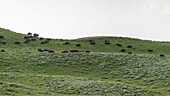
[15,41,20,44]
[24,36,29,39]
[29,36,33,38]
[39,37,43,40]
[41,41,45,44]
[89,40,95,45]
[86,50,90,53]
[47,39,51,41]
[43,49,49,51]
[121,49,126,52]
[76,44,81,47]
[70,50,79,52]
[38,49,43,52]
[48,50,54,53]
[44,40,49,43]
[27,32,32,36]
[128,52,132,54]
[127,45,132,48]
[0,36,4,39]
[0,41,6,44]
[116,43,122,47]
[105,40,110,45]
[33,33,39,37]
[61,50,69,53]
[1,49,5,52]
[148,49,153,52]
[31,39,36,41]
[160,54,165,57]
[64,42,70,45]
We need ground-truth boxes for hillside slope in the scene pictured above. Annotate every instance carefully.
[0,28,170,96]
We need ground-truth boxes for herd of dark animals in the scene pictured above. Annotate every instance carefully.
[0,33,166,57]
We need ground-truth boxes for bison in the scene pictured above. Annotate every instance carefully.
[105,40,110,45]
[116,43,122,47]
[33,33,39,37]
[76,44,81,47]
[86,50,90,53]
[89,40,95,45]
[127,45,132,48]
[43,49,49,51]
[1,49,5,52]
[128,52,132,54]
[64,42,70,45]
[38,49,43,52]
[24,36,29,39]
[70,50,79,52]
[148,49,153,52]
[121,49,126,52]
[0,41,6,44]
[27,32,32,36]
[39,37,43,40]
[29,36,33,38]
[41,41,45,44]
[48,50,54,53]
[47,39,51,41]
[0,36,4,39]
[61,50,69,53]
[15,41,20,44]
[160,54,165,57]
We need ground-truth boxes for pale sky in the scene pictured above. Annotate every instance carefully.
[0,0,170,41]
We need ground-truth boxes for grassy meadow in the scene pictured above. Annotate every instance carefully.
[0,27,170,96]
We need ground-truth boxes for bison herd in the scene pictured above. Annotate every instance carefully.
[0,34,167,57]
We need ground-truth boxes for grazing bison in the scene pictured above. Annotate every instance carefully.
[61,50,69,53]
[39,37,43,40]
[47,39,51,41]
[0,36,4,39]
[48,50,54,53]
[86,50,90,53]
[160,54,165,57]
[27,32,32,36]
[76,44,81,47]
[127,45,132,48]
[90,41,95,45]
[24,40,29,43]
[1,49,5,52]
[33,33,39,37]
[70,50,79,52]
[41,41,45,44]
[15,41,20,44]
[24,36,29,39]
[64,42,70,45]
[116,43,122,47]
[0,41,6,44]
[43,49,49,51]
[29,36,33,38]
[105,40,110,45]
[44,40,49,43]
[38,49,43,52]
[31,39,36,41]
[148,49,153,52]
[128,52,132,54]
[121,49,126,52]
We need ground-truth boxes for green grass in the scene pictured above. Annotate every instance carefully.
[0,27,170,96]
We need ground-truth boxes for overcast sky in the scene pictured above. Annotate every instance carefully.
[0,0,170,41]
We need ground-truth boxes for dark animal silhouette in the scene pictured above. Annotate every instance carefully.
[61,50,69,53]
[31,39,36,41]
[64,42,70,45]
[0,36,4,39]
[38,49,43,52]
[121,49,126,52]
[29,36,33,38]
[44,40,49,43]
[76,44,81,47]
[86,50,90,53]
[40,37,43,40]
[70,50,79,52]
[148,49,153,52]
[27,32,32,35]
[47,39,51,41]
[127,45,132,48]
[105,40,110,45]
[1,49,5,52]
[48,50,54,53]
[24,36,29,39]
[160,54,165,57]
[41,41,45,44]
[15,41,20,44]
[116,43,122,47]
[128,52,132,54]
[33,33,39,37]
[90,40,95,45]
[43,49,49,51]
[0,41,6,44]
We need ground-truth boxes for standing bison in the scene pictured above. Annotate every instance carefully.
[15,41,20,44]
[105,40,110,45]
[0,36,4,39]
[76,44,81,47]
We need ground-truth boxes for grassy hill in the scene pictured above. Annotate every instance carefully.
[0,27,170,96]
